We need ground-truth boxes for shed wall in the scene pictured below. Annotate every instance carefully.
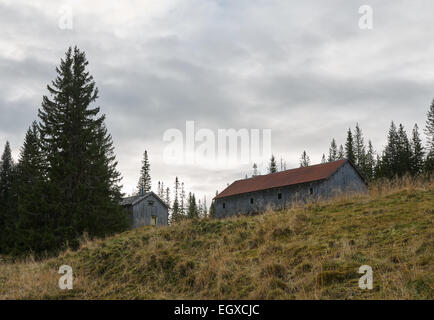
[129,194,168,228]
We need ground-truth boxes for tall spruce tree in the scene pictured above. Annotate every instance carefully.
[345,128,355,163]
[321,154,326,163]
[410,124,424,175]
[136,150,151,195]
[268,155,277,173]
[379,122,400,178]
[364,140,375,181]
[354,123,366,172]
[171,177,182,223]
[37,47,127,251]
[299,151,310,167]
[14,122,52,254]
[328,138,338,162]
[0,141,16,253]
[187,192,199,219]
[397,123,412,175]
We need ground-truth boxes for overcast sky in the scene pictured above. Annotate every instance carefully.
[1,0,433,204]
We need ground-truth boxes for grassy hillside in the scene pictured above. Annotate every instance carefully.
[0,178,433,299]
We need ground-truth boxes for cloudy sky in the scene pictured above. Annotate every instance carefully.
[1,0,433,204]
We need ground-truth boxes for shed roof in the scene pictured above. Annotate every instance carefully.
[215,159,357,200]
[120,191,169,208]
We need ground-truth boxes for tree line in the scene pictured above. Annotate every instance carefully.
[133,149,210,223]
[255,101,434,180]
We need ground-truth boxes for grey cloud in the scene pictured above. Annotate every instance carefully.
[1,0,434,201]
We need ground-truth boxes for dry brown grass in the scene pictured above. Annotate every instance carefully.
[0,176,433,300]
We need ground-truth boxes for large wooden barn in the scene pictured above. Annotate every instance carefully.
[213,159,367,218]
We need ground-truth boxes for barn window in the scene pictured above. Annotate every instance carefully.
[250,198,254,204]
[277,192,282,200]
[223,203,226,209]
[148,200,154,205]
[309,187,314,195]
[151,216,157,226]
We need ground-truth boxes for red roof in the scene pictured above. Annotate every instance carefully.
[215,159,348,199]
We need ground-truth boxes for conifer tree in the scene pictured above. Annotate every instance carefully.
[364,140,375,181]
[397,123,412,175]
[354,123,366,172]
[209,191,218,218]
[37,47,127,251]
[425,100,434,172]
[345,128,356,163]
[252,163,259,177]
[171,177,182,223]
[338,145,345,160]
[321,154,326,163]
[198,199,203,218]
[279,157,287,171]
[299,151,310,167]
[328,138,338,162]
[410,124,424,175]
[203,196,208,218]
[180,182,186,217]
[0,141,16,253]
[165,187,171,208]
[14,122,51,253]
[136,150,151,195]
[268,155,277,173]
[379,122,400,178]
[157,181,163,199]
[187,192,199,219]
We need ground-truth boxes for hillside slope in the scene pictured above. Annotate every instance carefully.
[0,181,433,299]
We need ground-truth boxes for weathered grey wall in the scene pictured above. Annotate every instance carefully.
[129,194,168,228]
[214,162,367,218]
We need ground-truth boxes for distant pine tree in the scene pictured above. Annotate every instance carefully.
[252,163,259,177]
[345,128,356,164]
[37,47,127,251]
[202,196,208,218]
[171,177,182,223]
[209,191,218,218]
[136,150,151,195]
[268,155,277,173]
[187,192,199,219]
[321,154,326,163]
[338,144,345,160]
[354,123,367,173]
[328,138,338,162]
[410,124,424,175]
[299,151,310,167]
[0,141,17,253]
[397,123,412,175]
[164,187,171,209]
[364,140,376,181]
[425,100,434,172]
[180,182,186,217]
[379,122,400,178]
